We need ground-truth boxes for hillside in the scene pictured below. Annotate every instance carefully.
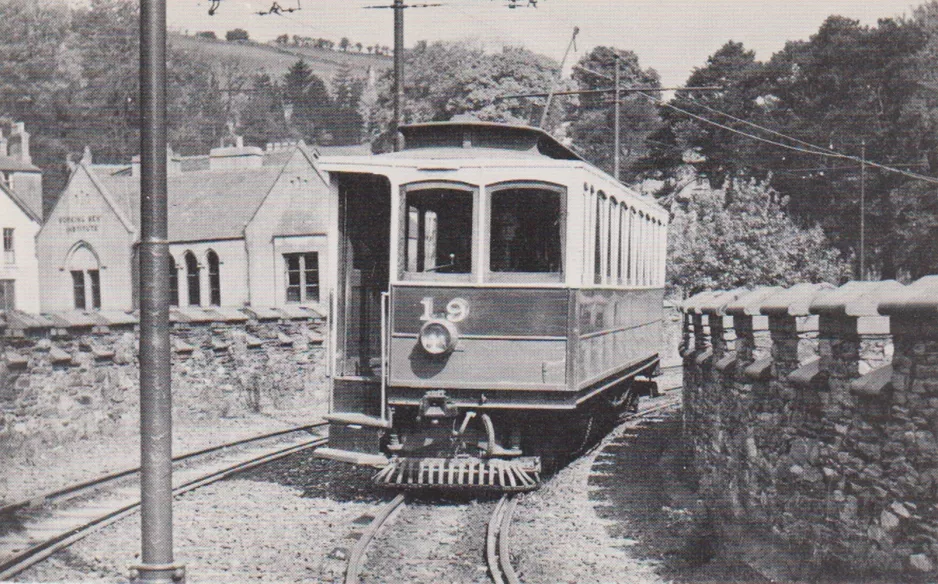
[169,32,392,83]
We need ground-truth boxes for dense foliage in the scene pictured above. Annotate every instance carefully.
[668,180,850,295]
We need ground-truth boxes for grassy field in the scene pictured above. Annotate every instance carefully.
[169,33,392,82]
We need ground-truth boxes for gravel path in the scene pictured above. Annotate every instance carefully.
[359,495,495,584]
[14,455,383,583]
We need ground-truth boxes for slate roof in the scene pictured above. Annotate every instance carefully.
[0,155,40,173]
[97,166,288,241]
[0,179,41,223]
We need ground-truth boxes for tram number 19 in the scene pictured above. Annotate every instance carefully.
[419,297,469,323]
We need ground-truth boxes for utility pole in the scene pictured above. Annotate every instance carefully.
[131,0,181,580]
[613,53,621,181]
[134,3,181,584]
[860,139,866,280]
[392,0,405,151]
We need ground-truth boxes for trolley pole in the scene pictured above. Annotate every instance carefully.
[131,0,182,579]
[392,0,405,152]
[613,53,621,181]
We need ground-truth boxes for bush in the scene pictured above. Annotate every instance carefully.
[195,30,216,40]
[668,177,850,296]
[225,28,249,42]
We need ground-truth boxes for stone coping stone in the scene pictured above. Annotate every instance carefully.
[96,310,138,326]
[206,306,250,323]
[878,275,938,316]
[680,290,722,314]
[242,307,284,321]
[696,288,749,316]
[171,306,223,323]
[44,310,111,328]
[850,363,893,397]
[787,357,826,390]
[726,286,784,316]
[743,355,773,381]
[277,304,326,320]
[3,310,58,330]
[809,280,905,316]
[715,354,737,373]
[760,282,835,316]
[694,348,713,367]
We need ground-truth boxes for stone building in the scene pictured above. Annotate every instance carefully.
[36,139,336,313]
[0,122,42,313]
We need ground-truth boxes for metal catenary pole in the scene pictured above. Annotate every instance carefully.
[613,53,621,181]
[132,0,181,579]
[392,0,405,152]
[860,139,866,280]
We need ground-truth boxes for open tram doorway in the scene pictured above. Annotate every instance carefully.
[334,173,392,402]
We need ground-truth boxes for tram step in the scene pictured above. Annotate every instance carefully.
[324,413,392,428]
[373,457,541,492]
[325,416,386,456]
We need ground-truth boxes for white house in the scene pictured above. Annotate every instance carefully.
[0,179,41,312]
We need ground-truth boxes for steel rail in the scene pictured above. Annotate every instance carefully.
[0,422,328,519]
[344,493,407,584]
[0,432,328,581]
[487,494,521,584]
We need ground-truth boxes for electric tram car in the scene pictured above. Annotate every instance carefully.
[315,119,668,491]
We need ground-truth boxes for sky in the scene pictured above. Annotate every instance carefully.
[166,0,922,87]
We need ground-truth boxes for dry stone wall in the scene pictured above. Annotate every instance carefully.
[0,307,327,458]
[681,278,938,579]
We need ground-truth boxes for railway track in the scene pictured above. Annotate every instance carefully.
[486,495,520,584]
[342,392,681,584]
[0,423,328,581]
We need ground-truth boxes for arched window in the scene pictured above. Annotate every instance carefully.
[185,251,200,306]
[617,204,624,283]
[169,256,179,306]
[207,250,221,306]
[67,243,101,310]
[607,197,616,281]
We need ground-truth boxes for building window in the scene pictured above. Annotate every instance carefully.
[285,252,319,303]
[72,270,86,309]
[88,269,101,309]
[207,251,221,306]
[0,280,14,310]
[185,251,200,306]
[169,256,179,306]
[3,228,13,265]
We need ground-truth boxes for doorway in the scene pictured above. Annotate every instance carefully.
[335,173,392,380]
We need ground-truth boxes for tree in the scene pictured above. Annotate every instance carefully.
[328,65,365,145]
[339,37,350,52]
[668,179,849,295]
[365,40,568,150]
[195,30,217,40]
[568,46,662,183]
[225,28,249,42]
[282,59,332,143]
[239,74,288,147]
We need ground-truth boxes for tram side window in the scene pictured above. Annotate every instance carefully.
[490,187,562,274]
[404,188,473,274]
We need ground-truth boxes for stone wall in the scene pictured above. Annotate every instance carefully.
[681,278,938,579]
[0,306,327,458]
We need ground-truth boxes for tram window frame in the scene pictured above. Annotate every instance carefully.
[485,181,566,283]
[399,181,478,282]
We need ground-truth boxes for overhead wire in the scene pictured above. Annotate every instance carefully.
[636,92,938,186]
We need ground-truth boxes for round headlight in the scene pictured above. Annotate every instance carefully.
[419,319,458,355]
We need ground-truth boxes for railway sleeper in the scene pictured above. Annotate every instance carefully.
[373,456,541,492]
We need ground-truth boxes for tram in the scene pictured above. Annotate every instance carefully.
[315,119,668,491]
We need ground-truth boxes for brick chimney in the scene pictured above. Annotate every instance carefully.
[209,135,263,171]
[8,122,31,163]
[131,146,182,177]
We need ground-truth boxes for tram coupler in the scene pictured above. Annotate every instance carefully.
[419,390,458,419]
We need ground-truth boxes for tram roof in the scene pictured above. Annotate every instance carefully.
[385,120,585,162]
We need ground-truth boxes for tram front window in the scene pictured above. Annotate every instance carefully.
[404,187,473,275]
[490,186,563,275]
